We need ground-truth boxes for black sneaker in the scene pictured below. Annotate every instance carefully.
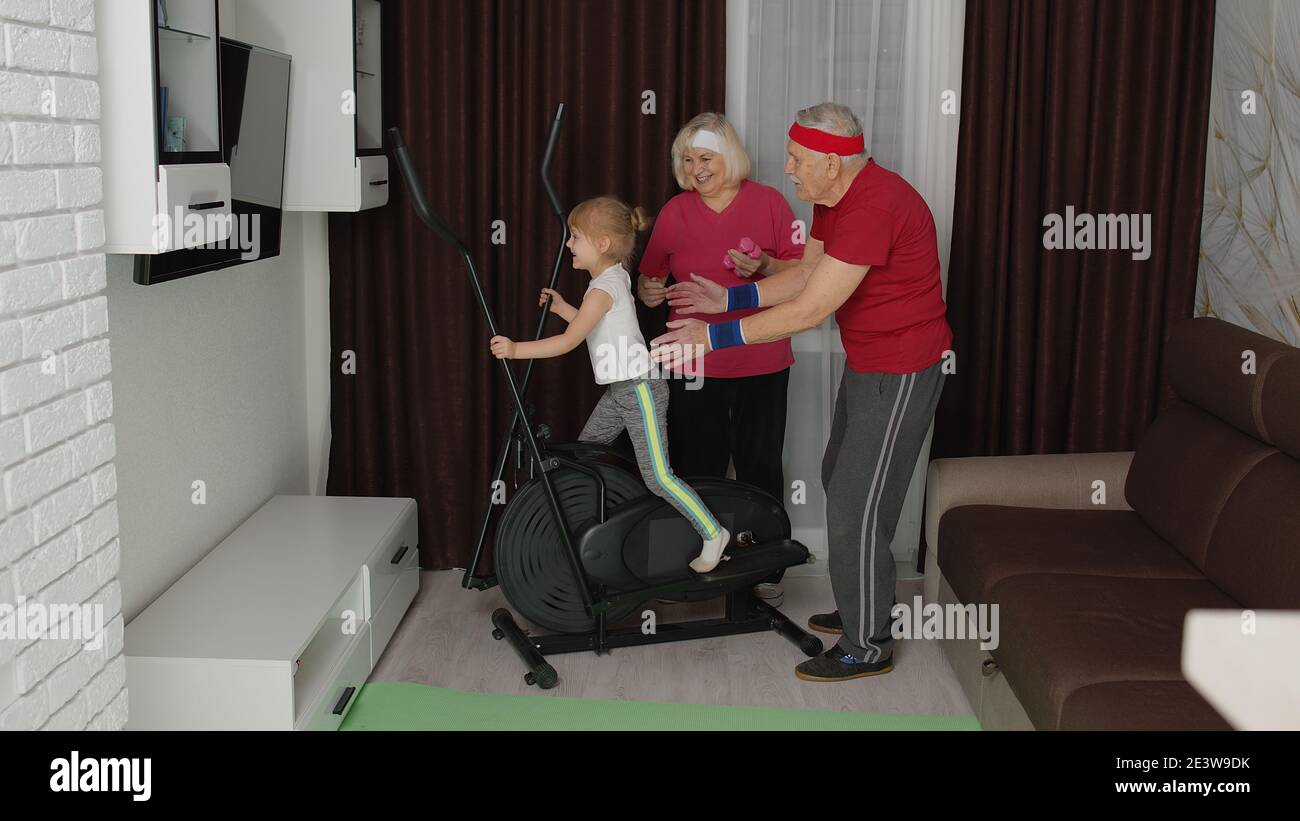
[794,647,893,682]
[807,610,843,635]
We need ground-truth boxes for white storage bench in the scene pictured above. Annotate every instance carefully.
[125,495,419,730]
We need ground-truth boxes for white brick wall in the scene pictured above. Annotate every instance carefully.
[1,0,124,730]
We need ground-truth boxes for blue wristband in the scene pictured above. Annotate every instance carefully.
[726,282,759,311]
[707,319,747,351]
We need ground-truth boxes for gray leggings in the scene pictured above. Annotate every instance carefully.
[579,378,722,541]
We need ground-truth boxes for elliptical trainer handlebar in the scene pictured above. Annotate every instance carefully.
[540,103,566,223]
[387,108,587,595]
[386,127,469,256]
[387,125,503,337]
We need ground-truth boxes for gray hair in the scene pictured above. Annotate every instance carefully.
[795,102,868,165]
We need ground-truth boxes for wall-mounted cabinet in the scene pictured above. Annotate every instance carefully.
[98,0,233,254]
[133,36,293,285]
[232,0,387,212]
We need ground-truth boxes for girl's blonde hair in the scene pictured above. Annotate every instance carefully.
[567,196,654,267]
[670,112,752,190]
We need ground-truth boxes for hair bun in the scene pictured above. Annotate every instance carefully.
[630,206,654,233]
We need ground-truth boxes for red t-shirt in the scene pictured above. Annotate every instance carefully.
[811,159,952,374]
[640,180,800,379]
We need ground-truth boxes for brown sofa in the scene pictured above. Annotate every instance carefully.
[924,317,1300,730]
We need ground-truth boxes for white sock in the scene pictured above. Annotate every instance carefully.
[690,527,730,573]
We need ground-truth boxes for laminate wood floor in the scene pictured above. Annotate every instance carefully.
[371,567,975,717]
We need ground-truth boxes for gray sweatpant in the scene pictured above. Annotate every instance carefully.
[823,361,945,663]
[579,378,722,541]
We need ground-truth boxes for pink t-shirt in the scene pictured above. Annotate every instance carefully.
[640,180,801,378]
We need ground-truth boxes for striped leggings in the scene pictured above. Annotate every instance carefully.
[579,378,721,541]
[823,361,946,663]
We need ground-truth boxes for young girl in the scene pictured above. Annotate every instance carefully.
[489,196,731,573]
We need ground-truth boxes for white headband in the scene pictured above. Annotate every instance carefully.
[690,130,723,153]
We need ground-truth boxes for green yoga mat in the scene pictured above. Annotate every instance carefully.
[340,681,980,731]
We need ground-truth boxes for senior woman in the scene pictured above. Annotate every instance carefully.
[637,112,802,510]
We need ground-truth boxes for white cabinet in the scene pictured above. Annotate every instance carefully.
[231,0,388,211]
[368,537,420,667]
[96,0,233,253]
[125,495,420,730]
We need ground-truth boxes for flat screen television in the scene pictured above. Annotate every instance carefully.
[134,38,292,285]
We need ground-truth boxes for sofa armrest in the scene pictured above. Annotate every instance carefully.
[924,451,1136,562]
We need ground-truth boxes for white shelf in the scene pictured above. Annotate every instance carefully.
[125,495,420,730]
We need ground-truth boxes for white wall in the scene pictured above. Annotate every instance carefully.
[302,211,329,495]
[103,0,330,626]
[105,212,314,623]
[218,0,330,497]
[0,0,128,731]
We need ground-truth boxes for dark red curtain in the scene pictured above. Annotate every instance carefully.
[932,0,1217,459]
[326,1,726,569]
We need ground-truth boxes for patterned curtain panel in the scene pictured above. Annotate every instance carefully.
[1196,0,1300,345]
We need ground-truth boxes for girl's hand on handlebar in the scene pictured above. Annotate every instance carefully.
[666,274,728,315]
[638,274,667,308]
[489,335,516,359]
[727,248,768,278]
[540,287,570,315]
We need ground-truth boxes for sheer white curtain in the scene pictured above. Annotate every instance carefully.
[725,0,964,572]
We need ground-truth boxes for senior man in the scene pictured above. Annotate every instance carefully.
[653,102,951,682]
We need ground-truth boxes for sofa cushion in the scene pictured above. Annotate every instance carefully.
[986,574,1237,730]
[1261,352,1300,459]
[1059,680,1231,731]
[938,506,1202,604]
[1203,452,1300,608]
[1165,316,1297,445]
[1125,401,1278,569]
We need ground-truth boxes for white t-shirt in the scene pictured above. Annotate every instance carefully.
[585,263,651,385]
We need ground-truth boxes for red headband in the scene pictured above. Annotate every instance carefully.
[788,122,865,156]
